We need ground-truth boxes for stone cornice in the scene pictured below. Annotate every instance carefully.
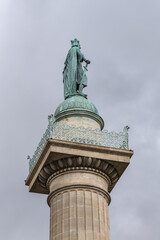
[25,139,133,194]
[47,139,133,157]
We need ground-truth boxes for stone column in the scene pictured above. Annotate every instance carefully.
[26,139,133,240]
[44,157,114,240]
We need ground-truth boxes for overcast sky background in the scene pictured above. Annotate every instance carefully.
[0,0,160,239]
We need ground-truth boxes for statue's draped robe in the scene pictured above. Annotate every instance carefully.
[63,46,87,99]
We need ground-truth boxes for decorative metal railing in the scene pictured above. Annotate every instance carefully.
[27,115,54,172]
[28,115,129,172]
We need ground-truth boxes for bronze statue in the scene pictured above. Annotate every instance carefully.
[63,39,90,99]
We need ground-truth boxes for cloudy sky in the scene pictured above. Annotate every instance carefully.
[0,0,160,239]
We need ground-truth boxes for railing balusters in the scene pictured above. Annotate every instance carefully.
[28,115,129,172]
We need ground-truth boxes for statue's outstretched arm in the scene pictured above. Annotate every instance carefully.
[77,48,90,64]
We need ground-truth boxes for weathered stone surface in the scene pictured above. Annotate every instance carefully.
[25,139,133,194]
[26,139,133,240]
[49,190,110,240]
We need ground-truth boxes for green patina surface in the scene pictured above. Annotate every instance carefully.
[54,95,98,117]
[28,115,130,172]
[63,38,90,99]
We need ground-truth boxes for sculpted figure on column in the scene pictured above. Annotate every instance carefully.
[63,38,90,99]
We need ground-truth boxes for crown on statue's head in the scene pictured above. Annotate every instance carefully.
[71,38,80,47]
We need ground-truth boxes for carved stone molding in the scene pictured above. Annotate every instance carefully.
[46,169,111,191]
[47,185,111,206]
[38,156,119,192]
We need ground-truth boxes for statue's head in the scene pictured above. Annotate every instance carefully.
[71,38,80,48]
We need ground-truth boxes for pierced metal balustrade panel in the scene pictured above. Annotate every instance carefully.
[28,115,129,172]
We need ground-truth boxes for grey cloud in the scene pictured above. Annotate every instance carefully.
[0,1,160,240]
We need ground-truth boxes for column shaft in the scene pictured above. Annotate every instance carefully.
[48,171,111,240]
